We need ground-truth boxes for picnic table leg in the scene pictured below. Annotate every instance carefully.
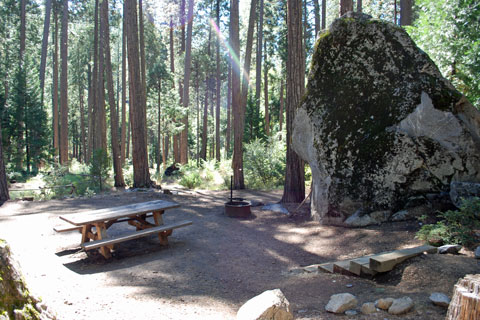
[81,224,93,244]
[94,222,112,259]
[153,210,171,246]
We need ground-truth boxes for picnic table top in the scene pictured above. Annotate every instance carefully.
[59,200,180,226]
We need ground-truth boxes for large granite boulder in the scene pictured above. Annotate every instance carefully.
[293,12,480,224]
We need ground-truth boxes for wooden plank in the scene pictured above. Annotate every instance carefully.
[369,245,436,272]
[53,224,82,233]
[349,256,375,276]
[82,220,192,251]
[333,260,356,276]
[318,263,334,273]
[60,200,180,226]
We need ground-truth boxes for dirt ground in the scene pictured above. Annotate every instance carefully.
[1,188,479,320]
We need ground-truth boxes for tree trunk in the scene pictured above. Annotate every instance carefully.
[313,0,320,36]
[400,0,413,26]
[16,0,26,171]
[94,0,107,152]
[215,0,221,162]
[226,63,231,153]
[195,65,200,165]
[39,0,52,102]
[264,39,269,136]
[279,80,284,140]
[321,0,326,30]
[231,0,244,189]
[446,274,480,320]
[394,0,398,24]
[59,0,69,165]
[101,0,125,187]
[157,81,162,172]
[121,14,127,166]
[255,0,264,138]
[240,0,258,109]
[78,44,87,163]
[201,81,208,161]
[0,121,9,204]
[124,0,152,188]
[87,63,93,163]
[181,0,194,165]
[282,0,305,203]
[53,6,59,159]
[357,0,362,12]
[169,17,175,77]
[339,0,353,16]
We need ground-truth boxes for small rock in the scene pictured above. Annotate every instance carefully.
[361,302,377,314]
[345,310,357,316]
[262,203,290,215]
[429,292,450,308]
[236,289,293,320]
[346,284,353,288]
[475,246,480,259]
[388,297,414,315]
[325,293,358,314]
[438,244,462,254]
[375,298,394,310]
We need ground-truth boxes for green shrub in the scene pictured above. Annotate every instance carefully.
[416,197,480,247]
[243,133,286,189]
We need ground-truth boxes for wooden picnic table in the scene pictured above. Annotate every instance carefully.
[56,200,192,259]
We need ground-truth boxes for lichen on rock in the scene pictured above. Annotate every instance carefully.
[293,12,480,224]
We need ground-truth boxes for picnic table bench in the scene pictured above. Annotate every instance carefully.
[55,200,192,258]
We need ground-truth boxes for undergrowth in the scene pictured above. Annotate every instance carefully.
[417,197,480,247]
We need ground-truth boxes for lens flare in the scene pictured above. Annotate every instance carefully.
[209,18,250,85]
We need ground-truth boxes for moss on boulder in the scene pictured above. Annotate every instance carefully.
[293,12,480,224]
[0,241,55,320]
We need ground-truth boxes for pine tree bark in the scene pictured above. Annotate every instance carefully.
[40,0,52,102]
[240,0,258,108]
[226,63,231,153]
[340,0,353,16]
[279,80,284,140]
[157,81,162,172]
[124,0,152,188]
[121,14,127,165]
[53,6,59,158]
[313,0,320,36]
[101,0,125,187]
[94,0,107,152]
[215,0,221,162]
[201,80,208,161]
[282,0,305,203]
[264,39,269,136]
[181,0,194,165]
[255,0,264,138]
[400,0,413,26]
[0,121,9,204]
[321,0,326,29]
[357,0,363,12]
[231,0,244,189]
[59,0,69,165]
[16,0,26,170]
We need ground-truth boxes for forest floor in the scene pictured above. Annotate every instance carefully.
[0,186,478,320]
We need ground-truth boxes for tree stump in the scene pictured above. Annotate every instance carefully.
[446,274,480,320]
